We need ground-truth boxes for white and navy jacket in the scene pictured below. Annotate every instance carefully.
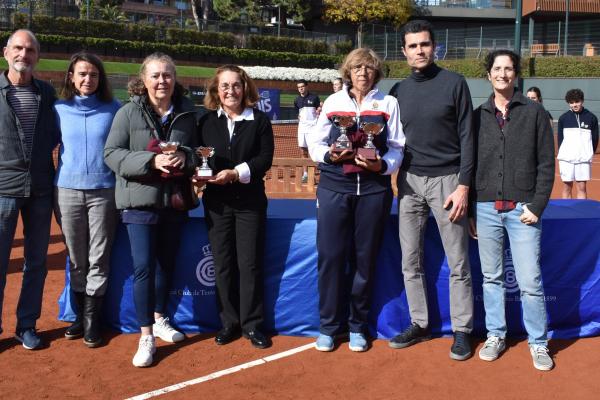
[557,108,599,163]
[307,86,405,195]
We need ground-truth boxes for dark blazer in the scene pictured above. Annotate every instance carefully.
[197,108,274,209]
[472,91,555,217]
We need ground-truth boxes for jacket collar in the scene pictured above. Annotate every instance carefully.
[0,70,41,92]
[130,94,195,114]
[217,106,254,121]
[343,85,380,103]
[481,90,528,113]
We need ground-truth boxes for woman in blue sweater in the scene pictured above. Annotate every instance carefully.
[54,52,120,348]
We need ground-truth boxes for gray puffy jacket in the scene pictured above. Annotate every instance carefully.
[104,95,198,209]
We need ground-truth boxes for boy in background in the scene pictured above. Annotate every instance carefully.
[557,89,599,199]
[294,80,320,183]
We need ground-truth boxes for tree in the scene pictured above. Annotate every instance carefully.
[99,4,127,23]
[273,0,310,27]
[213,0,249,22]
[211,0,309,27]
[190,0,213,31]
[322,0,413,48]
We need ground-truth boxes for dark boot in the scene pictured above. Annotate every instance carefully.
[83,295,103,348]
[65,291,84,339]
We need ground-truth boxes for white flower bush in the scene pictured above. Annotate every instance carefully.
[239,66,340,83]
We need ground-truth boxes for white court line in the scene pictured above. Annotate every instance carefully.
[125,342,315,400]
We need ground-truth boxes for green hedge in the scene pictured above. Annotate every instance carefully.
[13,13,157,42]
[531,56,600,77]
[12,13,329,55]
[386,56,600,78]
[246,35,328,55]
[334,40,353,56]
[386,58,491,78]
[165,28,235,48]
[0,31,340,69]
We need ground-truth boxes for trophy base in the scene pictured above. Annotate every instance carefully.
[357,147,377,160]
[194,170,215,181]
[332,143,353,153]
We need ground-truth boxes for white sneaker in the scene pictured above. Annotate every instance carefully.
[479,336,506,361]
[530,344,554,371]
[153,317,185,343]
[132,335,156,368]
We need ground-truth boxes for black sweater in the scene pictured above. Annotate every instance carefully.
[389,63,474,186]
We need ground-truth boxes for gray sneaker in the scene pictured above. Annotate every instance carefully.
[478,336,506,361]
[530,345,554,371]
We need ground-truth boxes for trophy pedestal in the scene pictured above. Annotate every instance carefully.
[357,147,377,160]
[332,142,353,153]
[194,169,215,181]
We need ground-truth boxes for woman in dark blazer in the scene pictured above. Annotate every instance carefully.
[196,65,274,349]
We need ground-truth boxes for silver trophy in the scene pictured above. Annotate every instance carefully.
[194,146,215,180]
[358,122,385,160]
[331,115,356,152]
[158,141,180,173]
[158,141,180,154]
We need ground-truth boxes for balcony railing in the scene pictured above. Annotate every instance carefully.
[415,0,513,8]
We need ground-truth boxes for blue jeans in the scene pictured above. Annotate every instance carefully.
[476,202,548,345]
[124,210,185,328]
[0,194,52,334]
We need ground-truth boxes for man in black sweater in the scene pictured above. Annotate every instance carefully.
[388,20,474,361]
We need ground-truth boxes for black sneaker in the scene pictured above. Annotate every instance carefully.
[388,323,430,349]
[450,331,472,361]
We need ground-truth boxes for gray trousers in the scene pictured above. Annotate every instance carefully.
[398,171,473,333]
[55,187,117,296]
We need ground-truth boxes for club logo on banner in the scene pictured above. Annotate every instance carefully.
[504,248,520,293]
[196,244,216,287]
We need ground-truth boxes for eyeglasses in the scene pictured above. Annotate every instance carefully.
[491,66,515,73]
[219,83,243,92]
[350,64,376,74]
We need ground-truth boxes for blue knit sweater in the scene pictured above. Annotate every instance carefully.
[54,95,120,189]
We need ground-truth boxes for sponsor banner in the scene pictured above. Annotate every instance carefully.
[256,88,280,121]
[59,200,600,339]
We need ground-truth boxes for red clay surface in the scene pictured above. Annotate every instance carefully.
[1,150,599,399]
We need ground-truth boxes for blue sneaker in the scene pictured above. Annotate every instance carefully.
[15,328,42,350]
[349,332,368,352]
[315,334,334,352]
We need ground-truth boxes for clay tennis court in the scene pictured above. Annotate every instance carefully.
[1,134,599,399]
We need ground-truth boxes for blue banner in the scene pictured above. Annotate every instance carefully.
[256,88,281,121]
[59,200,600,339]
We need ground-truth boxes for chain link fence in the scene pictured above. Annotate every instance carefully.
[364,18,600,60]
